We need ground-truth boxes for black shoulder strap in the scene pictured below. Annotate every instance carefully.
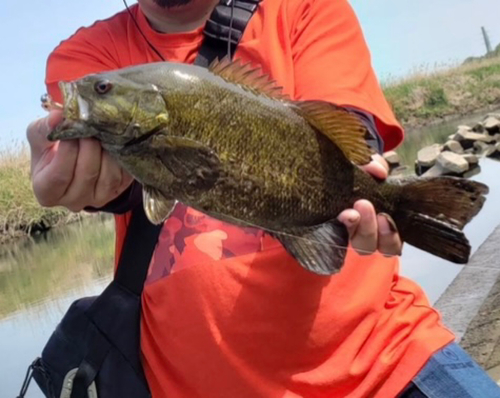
[114,206,163,295]
[114,0,261,295]
[195,0,262,67]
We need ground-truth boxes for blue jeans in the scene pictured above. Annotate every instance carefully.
[399,342,500,397]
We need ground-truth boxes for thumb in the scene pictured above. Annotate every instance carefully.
[26,110,63,154]
[359,154,389,180]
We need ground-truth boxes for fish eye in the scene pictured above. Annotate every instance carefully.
[94,80,113,94]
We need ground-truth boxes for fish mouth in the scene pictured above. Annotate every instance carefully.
[46,82,96,142]
[58,81,90,122]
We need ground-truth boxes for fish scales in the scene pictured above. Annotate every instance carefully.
[158,78,355,227]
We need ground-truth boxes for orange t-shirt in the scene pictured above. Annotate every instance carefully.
[45,1,455,397]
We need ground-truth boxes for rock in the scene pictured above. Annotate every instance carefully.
[443,140,463,154]
[494,134,500,143]
[472,122,485,133]
[421,163,445,177]
[474,141,490,154]
[463,154,479,165]
[436,152,469,174]
[417,144,441,168]
[451,126,471,141]
[422,152,472,178]
[484,116,500,134]
[383,151,401,168]
[485,143,500,160]
[455,130,496,149]
[388,165,408,178]
[457,125,472,133]
[463,164,481,179]
[415,161,425,176]
[414,160,432,176]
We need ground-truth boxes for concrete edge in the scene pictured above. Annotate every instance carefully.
[435,223,500,341]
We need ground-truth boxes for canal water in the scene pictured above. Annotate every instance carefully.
[1,112,500,397]
[395,111,500,305]
[0,217,115,397]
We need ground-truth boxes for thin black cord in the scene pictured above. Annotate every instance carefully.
[16,361,35,398]
[227,0,235,58]
[122,0,236,61]
[122,0,166,61]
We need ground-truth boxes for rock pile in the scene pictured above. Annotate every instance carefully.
[414,114,500,178]
[382,151,409,177]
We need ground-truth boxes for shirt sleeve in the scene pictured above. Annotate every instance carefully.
[45,23,121,102]
[289,0,404,151]
[344,107,385,153]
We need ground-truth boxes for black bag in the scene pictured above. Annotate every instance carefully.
[23,207,162,398]
[17,1,260,397]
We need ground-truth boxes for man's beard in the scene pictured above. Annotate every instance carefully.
[153,0,193,7]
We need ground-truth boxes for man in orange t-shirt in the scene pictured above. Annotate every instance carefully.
[27,0,500,397]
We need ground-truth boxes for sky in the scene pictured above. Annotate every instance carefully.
[0,0,499,148]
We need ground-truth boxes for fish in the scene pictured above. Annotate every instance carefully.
[45,58,489,275]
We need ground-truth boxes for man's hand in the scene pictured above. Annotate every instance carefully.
[27,110,133,212]
[338,154,402,257]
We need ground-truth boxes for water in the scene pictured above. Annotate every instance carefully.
[0,217,115,398]
[395,111,500,303]
[1,113,500,397]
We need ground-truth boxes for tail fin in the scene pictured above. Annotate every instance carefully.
[397,212,474,263]
[390,177,489,264]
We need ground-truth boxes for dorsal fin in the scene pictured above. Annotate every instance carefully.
[208,57,290,101]
[292,100,374,165]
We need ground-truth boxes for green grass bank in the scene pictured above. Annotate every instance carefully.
[383,54,500,129]
[1,55,499,243]
[0,144,84,244]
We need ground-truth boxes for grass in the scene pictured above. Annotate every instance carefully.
[382,55,500,128]
[0,142,82,244]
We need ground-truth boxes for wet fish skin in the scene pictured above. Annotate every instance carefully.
[46,59,489,275]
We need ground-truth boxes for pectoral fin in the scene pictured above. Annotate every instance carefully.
[151,135,221,191]
[270,220,349,275]
[143,185,177,225]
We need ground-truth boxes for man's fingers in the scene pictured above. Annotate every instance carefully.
[93,151,132,207]
[26,111,63,155]
[338,200,378,256]
[58,139,102,211]
[377,213,402,257]
[351,200,378,255]
[26,118,48,153]
[338,209,360,237]
[338,198,403,257]
[360,154,389,180]
[27,113,133,211]
[32,140,80,206]
[47,110,64,129]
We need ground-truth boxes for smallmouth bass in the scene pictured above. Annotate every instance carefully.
[45,58,488,275]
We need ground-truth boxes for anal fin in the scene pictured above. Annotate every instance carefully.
[270,220,349,275]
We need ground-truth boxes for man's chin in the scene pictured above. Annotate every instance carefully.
[153,0,193,8]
